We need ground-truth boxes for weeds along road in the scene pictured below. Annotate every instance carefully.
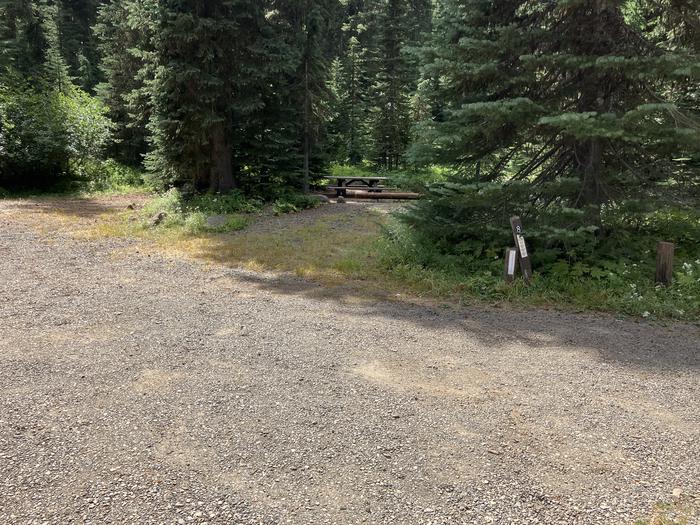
[0,197,698,525]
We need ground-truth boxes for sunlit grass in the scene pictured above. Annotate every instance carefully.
[632,498,698,525]
[46,193,700,322]
[171,213,389,288]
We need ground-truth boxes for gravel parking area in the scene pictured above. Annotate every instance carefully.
[0,197,698,524]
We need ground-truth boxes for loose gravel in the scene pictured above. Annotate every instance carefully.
[0,197,698,525]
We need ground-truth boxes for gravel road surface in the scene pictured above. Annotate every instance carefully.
[0,198,698,524]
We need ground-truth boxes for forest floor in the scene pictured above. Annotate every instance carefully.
[1,195,699,525]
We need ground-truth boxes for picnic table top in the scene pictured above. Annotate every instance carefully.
[327,175,389,181]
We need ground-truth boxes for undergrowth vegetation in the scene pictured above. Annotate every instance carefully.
[89,190,699,322]
[129,188,323,236]
[380,207,700,322]
[138,189,259,234]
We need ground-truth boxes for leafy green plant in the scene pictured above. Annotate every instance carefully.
[380,214,700,322]
[139,188,259,234]
[272,193,323,216]
[0,75,113,188]
[187,192,263,215]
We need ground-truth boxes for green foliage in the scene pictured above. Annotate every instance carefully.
[186,192,263,216]
[330,163,451,192]
[94,0,158,167]
[380,214,700,322]
[0,76,113,188]
[272,193,323,216]
[70,158,150,194]
[329,163,375,179]
[386,166,452,193]
[140,188,260,234]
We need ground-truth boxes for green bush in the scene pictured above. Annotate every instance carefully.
[141,188,258,233]
[329,163,375,180]
[0,75,113,188]
[272,193,323,216]
[386,166,452,193]
[380,214,700,321]
[187,192,263,215]
[71,158,149,193]
[328,163,452,193]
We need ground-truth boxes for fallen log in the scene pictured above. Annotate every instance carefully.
[323,189,421,200]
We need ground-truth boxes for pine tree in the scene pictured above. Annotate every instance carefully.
[95,0,157,166]
[328,34,370,163]
[406,0,700,260]
[148,0,269,192]
[56,0,101,91]
[369,0,413,170]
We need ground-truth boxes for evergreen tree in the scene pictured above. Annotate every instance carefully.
[406,0,700,262]
[328,35,370,164]
[148,0,269,192]
[369,0,412,170]
[0,0,112,187]
[56,0,101,91]
[95,0,157,166]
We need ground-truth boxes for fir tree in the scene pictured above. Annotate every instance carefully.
[406,0,700,260]
[148,0,268,192]
[95,0,157,166]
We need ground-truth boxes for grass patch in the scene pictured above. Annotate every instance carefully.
[173,211,388,288]
[632,497,698,525]
[88,190,699,322]
[136,188,259,235]
[379,217,700,322]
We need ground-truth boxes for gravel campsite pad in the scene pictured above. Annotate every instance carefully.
[0,197,698,525]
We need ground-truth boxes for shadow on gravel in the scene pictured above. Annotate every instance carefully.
[232,269,700,372]
[1,196,146,220]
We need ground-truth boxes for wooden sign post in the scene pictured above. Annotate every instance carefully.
[655,241,675,286]
[504,247,518,283]
[510,216,532,283]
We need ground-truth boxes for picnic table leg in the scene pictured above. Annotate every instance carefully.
[336,178,345,198]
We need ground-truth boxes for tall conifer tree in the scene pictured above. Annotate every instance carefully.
[407,0,700,253]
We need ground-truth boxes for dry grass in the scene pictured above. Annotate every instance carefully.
[170,212,387,286]
[84,201,408,297]
[632,497,698,525]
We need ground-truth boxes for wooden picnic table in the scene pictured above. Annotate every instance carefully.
[327,175,390,197]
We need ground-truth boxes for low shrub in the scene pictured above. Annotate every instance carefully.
[379,215,700,321]
[140,188,258,234]
[272,193,323,216]
[71,158,150,193]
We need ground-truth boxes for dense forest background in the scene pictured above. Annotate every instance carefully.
[0,0,435,192]
[1,0,699,302]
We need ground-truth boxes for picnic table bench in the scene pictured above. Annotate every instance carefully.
[327,175,393,197]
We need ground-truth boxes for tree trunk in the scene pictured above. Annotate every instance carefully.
[302,4,311,194]
[575,138,604,226]
[209,122,234,193]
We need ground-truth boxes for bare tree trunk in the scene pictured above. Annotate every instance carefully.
[302,3,311,194]
[209,122,234,193]
[574,137,604,226]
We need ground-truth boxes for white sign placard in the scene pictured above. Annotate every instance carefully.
[517,235,528,258]
[507,250,516,275]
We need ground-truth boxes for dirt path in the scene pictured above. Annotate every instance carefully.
[1,197,698,524]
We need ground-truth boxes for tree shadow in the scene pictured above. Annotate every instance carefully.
[223,267,700,372]
[1,195,146,220]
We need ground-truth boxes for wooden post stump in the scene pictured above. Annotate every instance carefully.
[510,216,532,283]
[655,241,675,286]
